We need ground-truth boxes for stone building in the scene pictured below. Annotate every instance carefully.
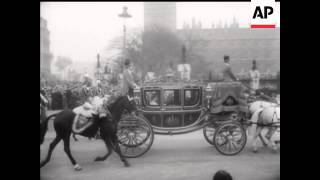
[143,2,280,74]
[40,17,53,76]
[177,25,280,73]
[144,2,176,32]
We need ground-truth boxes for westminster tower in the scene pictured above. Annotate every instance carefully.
[144,2,176,31]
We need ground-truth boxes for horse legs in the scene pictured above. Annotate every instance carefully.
[40,135,62,168]
[72,133,79,141]
[62,135,82,171]
[111,137,130,167]
[259,134,269,147]
[94,138,113,162]
[252,126,263,153]
[265,127,278,152]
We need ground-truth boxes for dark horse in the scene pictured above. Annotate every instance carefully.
[40,105,48,145]
[40,92,50,145]
[40,95,137,171]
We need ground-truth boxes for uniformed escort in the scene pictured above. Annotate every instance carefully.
[121,59,139,97]
[222,55,238,82]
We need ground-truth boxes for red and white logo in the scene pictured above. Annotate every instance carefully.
[251,0,276,28]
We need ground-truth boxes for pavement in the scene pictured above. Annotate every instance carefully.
[41,115,280,180]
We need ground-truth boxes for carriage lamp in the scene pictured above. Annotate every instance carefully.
[205,84,213,97]
[205,85,213,108]
[133,87,141,105]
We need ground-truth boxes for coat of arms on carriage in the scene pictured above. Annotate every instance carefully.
[223,96,238,106]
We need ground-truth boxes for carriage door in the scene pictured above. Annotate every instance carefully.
[162,88,183,128]
[183,87,202,126]
[142,87,162,127]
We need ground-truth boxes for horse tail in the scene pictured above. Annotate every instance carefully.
[46,113,57,121]
[40,113,57,145]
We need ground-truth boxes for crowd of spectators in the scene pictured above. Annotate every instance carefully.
[41,79,121,110]
[41,81,86,110]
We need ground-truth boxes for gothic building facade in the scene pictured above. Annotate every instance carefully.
[177,26,280,74]
[143,2,280,74]
[144,2,176,32]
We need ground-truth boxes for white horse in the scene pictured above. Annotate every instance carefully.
[248,98,280,152]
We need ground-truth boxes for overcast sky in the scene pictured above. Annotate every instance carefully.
[41,2,280,65]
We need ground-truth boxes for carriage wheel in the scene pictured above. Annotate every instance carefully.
[203,123,216,145]
[117,115,154,158]
[213,122,247,156]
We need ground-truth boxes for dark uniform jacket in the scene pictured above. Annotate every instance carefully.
[121,68,136,97]
[222,63,237,81]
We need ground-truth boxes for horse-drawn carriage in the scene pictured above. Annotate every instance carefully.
[117,80,255,157]
[41,80,280,170]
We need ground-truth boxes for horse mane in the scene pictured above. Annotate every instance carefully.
[107,96,128,122]
[108,96,124,113]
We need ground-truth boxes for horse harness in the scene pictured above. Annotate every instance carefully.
[72,96,115,134]
[257,103,280,127]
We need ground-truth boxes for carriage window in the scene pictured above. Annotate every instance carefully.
[144,90,160,106]
[184,89,200,106]
[164,90,181,106]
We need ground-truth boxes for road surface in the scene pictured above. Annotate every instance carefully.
[41,115,280,180]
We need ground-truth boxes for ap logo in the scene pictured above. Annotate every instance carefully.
[251,0,276,28]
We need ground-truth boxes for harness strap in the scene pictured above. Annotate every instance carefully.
[72,114,94,134]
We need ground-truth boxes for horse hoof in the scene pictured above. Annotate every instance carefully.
[252,148,258,153]
[74,164,82,171]
[94,157,103,162]
[40,161,46,168]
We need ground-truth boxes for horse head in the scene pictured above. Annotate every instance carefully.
[88,95,137,124]
[108,95,137,123]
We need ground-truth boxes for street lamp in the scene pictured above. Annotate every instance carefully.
[118,6,132,50]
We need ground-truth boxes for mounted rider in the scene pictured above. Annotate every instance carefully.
[72,73,108,133]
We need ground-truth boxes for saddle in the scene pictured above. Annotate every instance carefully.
[72,103,96,134]
[71,95,115,133]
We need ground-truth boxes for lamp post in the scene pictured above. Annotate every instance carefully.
[118,6,132,51]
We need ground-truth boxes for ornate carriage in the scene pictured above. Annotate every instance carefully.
[117,80,250,158]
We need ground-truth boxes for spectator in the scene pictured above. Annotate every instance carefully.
[213,170,233,180]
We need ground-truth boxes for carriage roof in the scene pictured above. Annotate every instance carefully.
[141,80,204,89]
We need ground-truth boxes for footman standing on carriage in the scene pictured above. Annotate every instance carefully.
[222,55,239,82]
[122,59,139,98]
[249,60,260,95]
